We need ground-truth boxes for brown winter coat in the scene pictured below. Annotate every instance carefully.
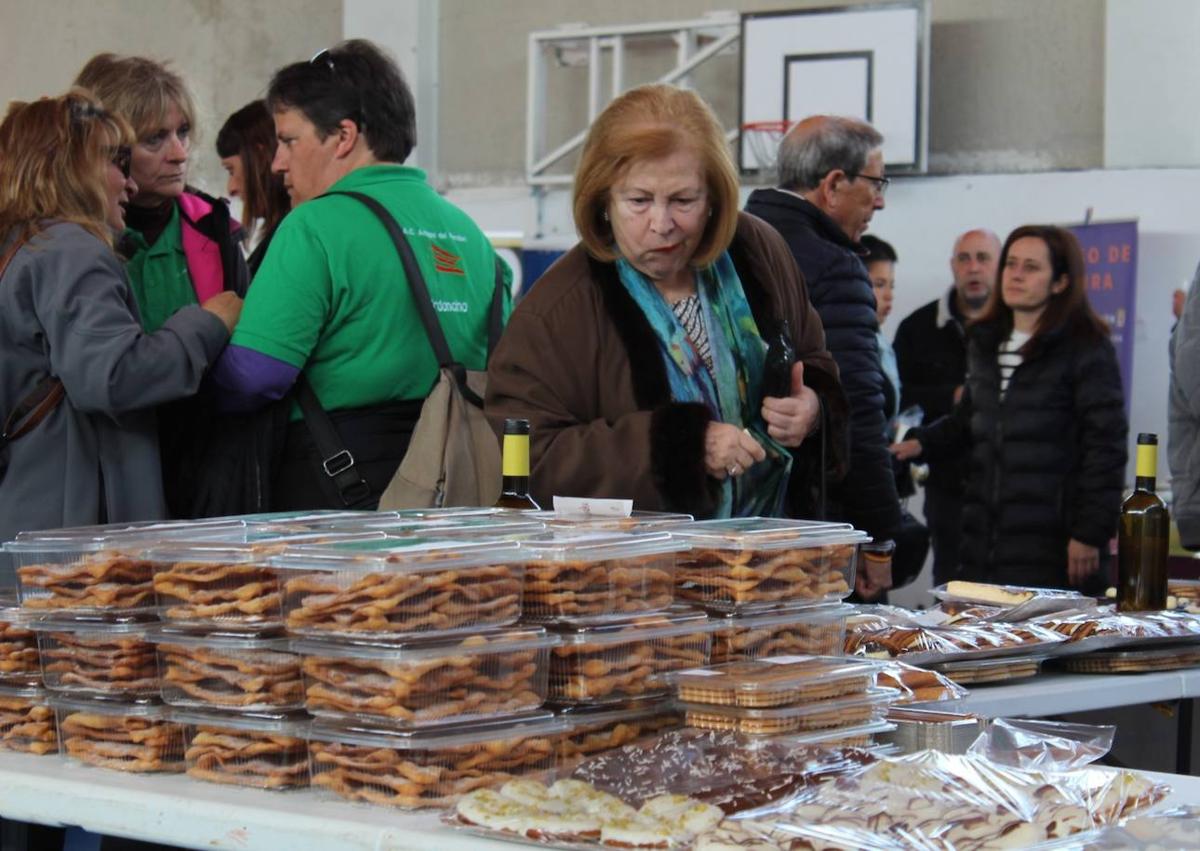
[485,212,847,518]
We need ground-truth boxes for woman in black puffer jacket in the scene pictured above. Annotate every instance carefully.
[894,225,1127,592]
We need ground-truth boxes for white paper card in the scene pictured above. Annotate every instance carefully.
[552,496,633,519]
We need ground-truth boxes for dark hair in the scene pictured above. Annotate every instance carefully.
[976,224,1109,350]
[267,39,415,163]
[860,234,897,265]
[216,100,289,241]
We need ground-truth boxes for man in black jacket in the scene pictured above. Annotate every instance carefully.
[892,229,1000,585]
[745,116,900,596]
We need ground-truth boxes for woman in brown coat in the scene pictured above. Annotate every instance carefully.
[486,84,844,518]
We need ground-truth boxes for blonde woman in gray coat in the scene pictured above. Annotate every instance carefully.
[0,90,241,542]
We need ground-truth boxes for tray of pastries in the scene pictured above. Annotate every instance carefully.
[844,621,1067,665]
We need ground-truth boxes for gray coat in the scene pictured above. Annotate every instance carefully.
[0,223,228,542]
[1170,264,1200,549]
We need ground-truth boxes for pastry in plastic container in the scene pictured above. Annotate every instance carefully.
[0,605,40,683]
[673,656,878,708]
[516,531,683,623]
[31,616,158,697]
[709,604,848,663]
[309,515,547,541]
[874,660,968,703]
[669,518,865,612]
[307,710,566,809]
[524,510,695,533]
[553,698,681,768]
[5,520,253,615]
[271,537,525,639]
[933,654,1047,685]
[0,683,58,754]
[154,628,303,711]
[294,626,557,726]
[680,687,897,735]
[844,621,1067,665]
[50,694,184,772]
[174,707,310,790]
[547,608,715,704]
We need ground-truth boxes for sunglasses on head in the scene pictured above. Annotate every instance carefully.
[111,145,132,179]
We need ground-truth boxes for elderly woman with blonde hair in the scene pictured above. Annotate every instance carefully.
[486,84,845,518]
[0,90,239,542]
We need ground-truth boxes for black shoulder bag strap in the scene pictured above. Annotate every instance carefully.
[292,191,505,507]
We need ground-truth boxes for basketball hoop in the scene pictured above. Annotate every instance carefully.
[741,120,791,176]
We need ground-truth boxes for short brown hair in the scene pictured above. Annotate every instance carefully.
[0,89,133,246]
[976,224,1109,349]
[74,52,196,143]
[573,84,738,267]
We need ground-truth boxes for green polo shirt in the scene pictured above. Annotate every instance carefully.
[232,165,511,417]
[123,204,196,334]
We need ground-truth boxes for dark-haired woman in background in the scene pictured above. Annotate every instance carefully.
[893,225,1127,592]
[217,100,291,274]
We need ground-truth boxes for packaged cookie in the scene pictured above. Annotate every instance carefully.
[308,710,566,809]
[553,698,681,767]
[669,518,867,613]
[709,605,848,663]
[31,616,158,697]
[933,654,1047,685]
[51,694,184,772]
[548,608,716,705]
[154,628,303,711]
[0,683,58,754]
[517,531,684,623]
[173,708,310,790]
[673,656,878,708]
[293,626,557,726]
[680,687,897,735]
[272,537,525,639]
[0,605,41,683]
[147,531,386,630]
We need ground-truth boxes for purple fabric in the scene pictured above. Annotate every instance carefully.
[211,344,299,412]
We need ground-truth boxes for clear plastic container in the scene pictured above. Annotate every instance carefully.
[709,605,849,663]
[31,616,158,697]
[554,698,681,767]
[314,515,547,540]
[547,608,716,704]
[51,694,184,772]
[934,654,1047,685]
[0,605,40,683]
[525,510,695,532]
[173,707,310,790]
[680,688,897,735]
[147,531,386,630]
[669,518,867,612]
[307,711,566,809]
[673,656,879,708]
[0,683,57,754]
[271,537,525,639]
[292,626,557,726]
[153,628,302,711]
[516,532,684,623]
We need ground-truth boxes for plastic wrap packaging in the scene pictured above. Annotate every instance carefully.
[1033,606,1200,655]
[874,660,967,704]
[967,718,1115,771]
[554,699,681,770]
[1056,644,1200,674]
[881,708,983,755]
[843,604,927,636]
[1079,805,1200,849]
[934,655,1047,686]
[932,581,1094,621]
[844,622,1067,665]
[701,751,1168,851]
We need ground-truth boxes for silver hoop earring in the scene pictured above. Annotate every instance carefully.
[602,210,609,222]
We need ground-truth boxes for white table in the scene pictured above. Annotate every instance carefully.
[956,670,1200,717]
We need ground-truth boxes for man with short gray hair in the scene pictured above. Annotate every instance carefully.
[746,116,899,596]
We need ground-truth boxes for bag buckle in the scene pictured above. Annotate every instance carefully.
[322,449,355,478]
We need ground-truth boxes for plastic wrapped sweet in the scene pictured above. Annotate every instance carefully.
[932,581,1094,621]
[874,660,968,704]
[967,718,1115,771]
[1033,606,1200,653]
[1080,806,1200,849]
[703,751,1168,850]
[933,655,1047,685]
[844,622,1067,665]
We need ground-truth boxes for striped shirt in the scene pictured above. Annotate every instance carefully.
[998,329,1032,397]
[672,294,714,376]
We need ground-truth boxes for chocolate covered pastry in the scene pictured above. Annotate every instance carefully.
[59,710,184,772]
[18,555,154,611]
[675,544,853,610]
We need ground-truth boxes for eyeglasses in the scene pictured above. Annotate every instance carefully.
[111,145,132,179]
[847,172,890,197]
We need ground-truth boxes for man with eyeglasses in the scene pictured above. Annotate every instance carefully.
[745,115,900,600]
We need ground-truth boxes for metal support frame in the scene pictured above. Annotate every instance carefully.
[526,14,740,186]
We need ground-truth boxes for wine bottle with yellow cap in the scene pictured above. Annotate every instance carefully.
[494,418,540,510]
[1117,433,1169,611]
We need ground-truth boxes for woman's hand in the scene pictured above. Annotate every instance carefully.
[201,291,243,334]
[1067,538,1100,587]
[890,438,923,461]
[705,422,766,480]
[762,361,820,448]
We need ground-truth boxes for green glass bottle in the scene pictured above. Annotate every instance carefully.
[494,418,541,510]
[1117,433,1169,611]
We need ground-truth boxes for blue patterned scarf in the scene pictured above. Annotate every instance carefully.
[616,252,792,517]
